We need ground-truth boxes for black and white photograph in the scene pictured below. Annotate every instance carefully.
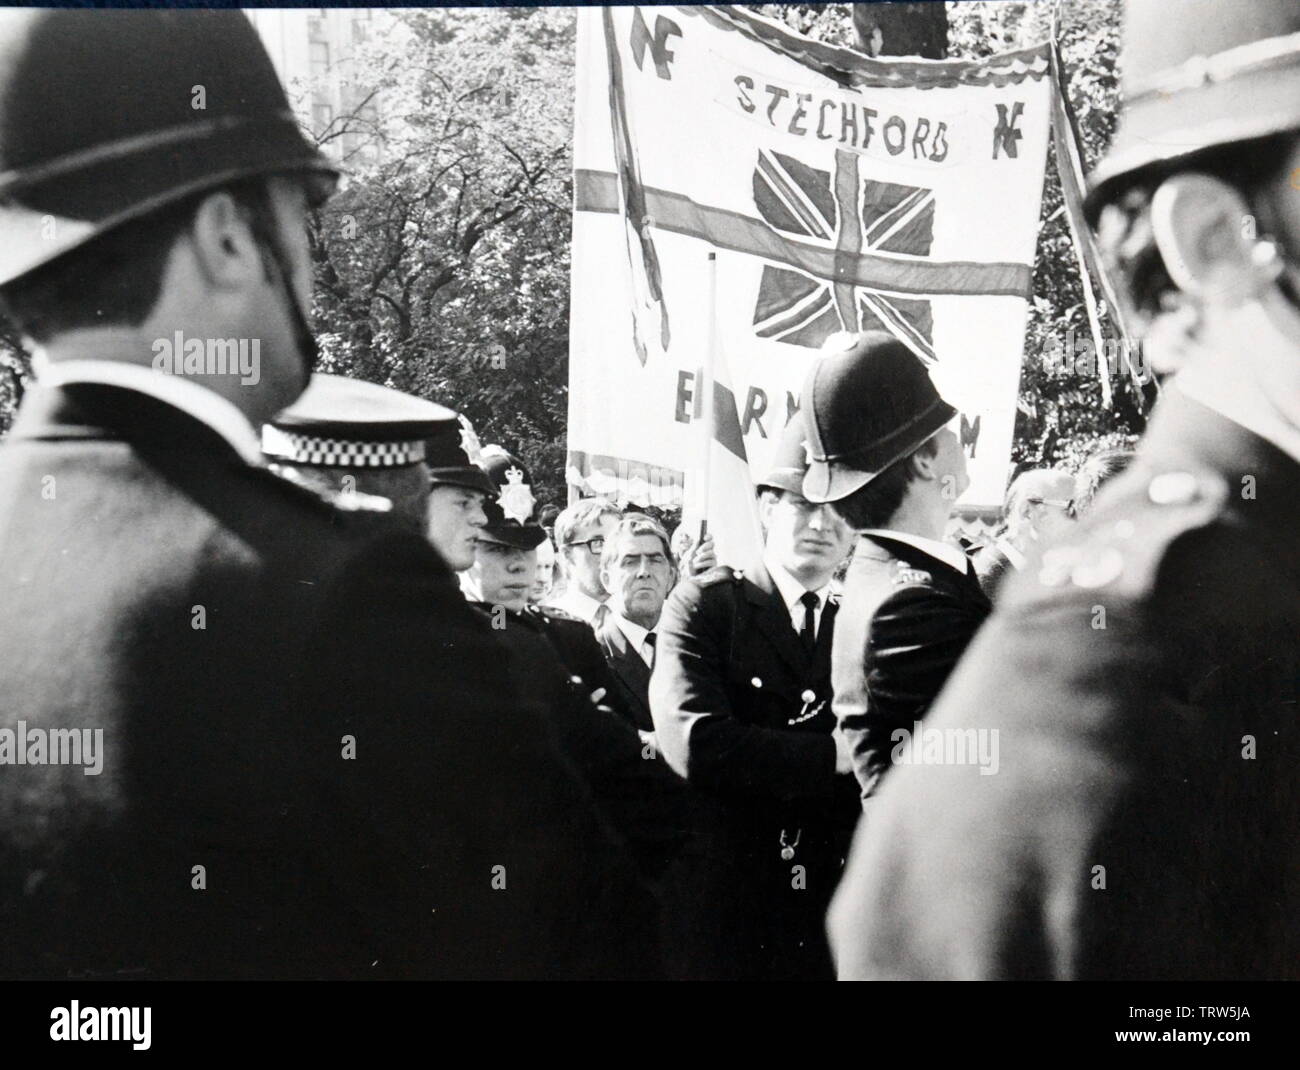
[0,0,1294,1050]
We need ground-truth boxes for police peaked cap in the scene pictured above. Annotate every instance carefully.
[262,374,457,469]
[0,9,339,287]
[801,332,956,504]
[1086,0,1300,219]
[426,416,498,498]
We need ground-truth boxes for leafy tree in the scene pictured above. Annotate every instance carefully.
[308,6,576,507]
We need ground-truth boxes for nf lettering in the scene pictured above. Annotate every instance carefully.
[50,1002,151,1050]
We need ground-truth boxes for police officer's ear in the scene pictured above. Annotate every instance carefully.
[1150,173,1285,307]
[187,189,267,293]
[906,434,942,483]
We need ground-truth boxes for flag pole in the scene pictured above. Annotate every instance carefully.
[697,251,718,543]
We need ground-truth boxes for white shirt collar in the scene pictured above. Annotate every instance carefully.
[34,358,264,466]
[610,611,654,665]
[994,537,1027,570]
[860,528,971,575]
[548,586,606,625]
[762,552,832,614]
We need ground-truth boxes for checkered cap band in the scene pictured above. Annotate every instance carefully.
[262,425,426,468]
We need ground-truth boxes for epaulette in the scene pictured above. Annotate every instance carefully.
[532,604,582,624]
[1030,468,1228,598]
[694,565,741,587]
[892,562,933,586]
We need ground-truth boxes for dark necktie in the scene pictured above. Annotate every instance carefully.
[644,631,656,669]
[798,591,819,657]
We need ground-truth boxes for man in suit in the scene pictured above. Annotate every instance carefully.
[828,0,1300,979]
[650,415,860,980]
[0,9,657,980]
[971,467,1076,600]
[593,514,677,734]
[801,332,993,805]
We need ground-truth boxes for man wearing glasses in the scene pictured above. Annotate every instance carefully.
[547,498,623,625]
[972,468,1077,600]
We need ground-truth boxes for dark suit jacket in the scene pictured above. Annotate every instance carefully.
[0,381,657,980]
[972,538,1017,601]
[593,612,654,732]
[832,534,992,801]
[829,390,1299,979]
[650,561,860,980]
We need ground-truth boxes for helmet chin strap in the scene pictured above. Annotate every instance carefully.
[258,236,319,393]
[240,192,319,392]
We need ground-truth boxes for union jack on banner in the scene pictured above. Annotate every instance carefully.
[752,148,936,360]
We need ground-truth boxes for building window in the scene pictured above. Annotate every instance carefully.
[310,41,330,78]
[312,102,334,134]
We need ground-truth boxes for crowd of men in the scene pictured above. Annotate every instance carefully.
[0,1,1295,981]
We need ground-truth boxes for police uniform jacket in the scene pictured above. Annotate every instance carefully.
[828,390,1299,980]
[972,538,1017,601]
[0,380,658,980]
[649,561,859,980]
[832,533,993,801]
[470,601,695,892]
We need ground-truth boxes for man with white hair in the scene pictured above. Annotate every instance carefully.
[972,467,1076,600]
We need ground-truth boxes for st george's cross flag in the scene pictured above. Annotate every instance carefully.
[567,5,1052,556]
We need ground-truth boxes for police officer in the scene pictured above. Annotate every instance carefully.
[466,448,694,895]
[262,372,457,531]
[828,0,1300,980]
[800,331,992,803]
[0,9,655,980]
[650,414,859,981]
[424,413,499,571]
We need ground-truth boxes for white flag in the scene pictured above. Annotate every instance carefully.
[568,5,1053,513]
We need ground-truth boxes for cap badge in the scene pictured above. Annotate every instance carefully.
[498,465,536,524]
[458,416,484,466]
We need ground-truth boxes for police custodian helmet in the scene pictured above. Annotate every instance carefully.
[0,9,339,287]
[1085,0,1300,219]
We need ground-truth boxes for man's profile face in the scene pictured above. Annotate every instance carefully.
[563,513,619,600]
[761,489,852,581]
[471,538,536,612]
[1026,471,1077,543]
[601,531,673,629]
[426,485,487,571]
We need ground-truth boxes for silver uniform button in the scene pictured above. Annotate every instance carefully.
[751,676,763,689]
[1148,471,1199,505]
[800,689,816,704]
